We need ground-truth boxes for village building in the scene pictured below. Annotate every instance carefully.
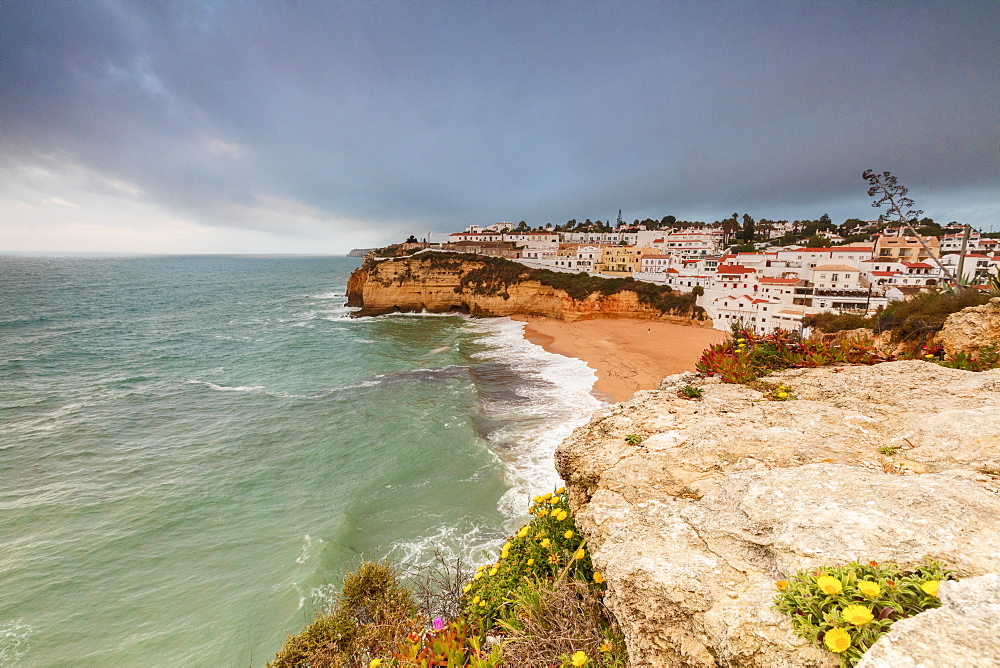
[594,246,657,276]
[873,234,941,262]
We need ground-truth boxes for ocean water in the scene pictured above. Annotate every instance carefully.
[0,255,601,666]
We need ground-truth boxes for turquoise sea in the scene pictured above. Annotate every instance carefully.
[0,255,601,666]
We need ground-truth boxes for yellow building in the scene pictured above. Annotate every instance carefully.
[873,234,940,262]
[594,246,657,276]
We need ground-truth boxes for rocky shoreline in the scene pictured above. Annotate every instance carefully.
[555,361,1000,666]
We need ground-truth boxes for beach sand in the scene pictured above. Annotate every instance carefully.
[512,316,728,404]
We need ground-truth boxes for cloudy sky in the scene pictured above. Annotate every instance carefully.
[2,1,997,254]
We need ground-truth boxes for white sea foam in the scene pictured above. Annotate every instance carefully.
[387,521,502,571]
[296,534,324,565]
[185,380,265,393]
[310,291,345,299]
[466,317,603,519]
[0,401,86,437]
[0,619,33,665]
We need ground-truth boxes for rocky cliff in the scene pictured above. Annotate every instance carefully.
[937,296,1000,357]
[555,361,1000,666]
[346,253,708,324]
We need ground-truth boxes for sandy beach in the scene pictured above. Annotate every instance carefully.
[512,316,728,404]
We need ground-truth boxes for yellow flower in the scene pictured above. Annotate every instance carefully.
[543,493,552,500]
[537,508,549,518]
[921,580,940,596]
[556,486,566,494]
[737,338,746,343]
[924,353,934,359]
[489,567,498,576]
[548,554,561,564]
[548,496,560,505]
[533,495,544,504]
[775,580,788,590]
[776,391,788,398]
[370,660,382,668]
[517,526,529,538]
[600,642,611,653]
[556,510,569,521]
[570,650,588,666]
[472,596,480,605]
[474,572,482,580]
[463,583,472,593]
[478,600,486,607]
[856,581,881,598]
[564,530,574,539]
[841,604,874,626]
[823,627,851,653]
[573,548,586,560]
[527,558,535,566]
[541,538,551,548]
[593,572,605,584]
[816,575,843,595]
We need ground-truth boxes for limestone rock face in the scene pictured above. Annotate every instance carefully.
[856,574,1000,668]
[345,255,708,324]
[937,297,1000,356]
[555,361,1000,667]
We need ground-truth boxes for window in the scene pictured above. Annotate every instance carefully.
[831,274,839,282]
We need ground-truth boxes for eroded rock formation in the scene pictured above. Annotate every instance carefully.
[937,296,1000,357]
[555,361,1000,667]
[346,254,708,324]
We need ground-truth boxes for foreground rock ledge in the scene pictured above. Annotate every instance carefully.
[555,361,1000,667]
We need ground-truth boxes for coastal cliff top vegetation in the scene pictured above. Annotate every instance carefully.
[363,252,704,319]
[269,489,626,667]
[697,321,999,385]
[804,289,992,345]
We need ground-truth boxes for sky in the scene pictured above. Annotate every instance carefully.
[2,1,997,254]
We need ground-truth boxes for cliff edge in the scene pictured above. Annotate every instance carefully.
[346,253,708,324]
[556,361,1000,666]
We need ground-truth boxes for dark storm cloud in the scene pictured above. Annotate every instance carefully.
[2,0,997,244]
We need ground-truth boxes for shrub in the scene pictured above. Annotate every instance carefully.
[498,578,628,668]
[803,311,872,333]
[624,434,642,446]
[873,290,990,345]
[272,491,627,667]
[774,559,956,667]
[696,329,893,384]
[269,561,418,667]
[461,490,598,632]
[460,488,627,667]
[805,290,992,345]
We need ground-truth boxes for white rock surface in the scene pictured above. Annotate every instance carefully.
[857,574,1000,668]
[556,361,1000,667]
